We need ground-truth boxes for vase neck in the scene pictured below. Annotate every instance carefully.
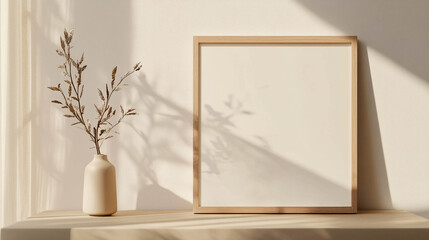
[94,154,108,161]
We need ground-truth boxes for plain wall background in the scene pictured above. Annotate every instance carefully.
[27,0,429,217]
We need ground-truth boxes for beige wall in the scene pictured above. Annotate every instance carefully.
[29,0,429,217]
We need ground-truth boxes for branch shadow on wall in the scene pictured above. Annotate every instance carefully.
[120,73,353,209]
[120,73,193,209]
[201,99,351,206]
[122,74,349,209]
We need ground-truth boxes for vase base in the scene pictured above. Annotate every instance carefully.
[88,213,114,217]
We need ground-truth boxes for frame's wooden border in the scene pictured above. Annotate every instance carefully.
[193,36,358,213]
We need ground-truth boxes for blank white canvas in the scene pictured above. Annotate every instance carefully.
[200,44,352,207]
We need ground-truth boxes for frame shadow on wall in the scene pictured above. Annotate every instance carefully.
[297,0,429,215]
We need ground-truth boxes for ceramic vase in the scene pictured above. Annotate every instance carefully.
[83,154,117,216]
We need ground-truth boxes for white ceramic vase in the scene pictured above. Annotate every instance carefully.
[83,154,117,216]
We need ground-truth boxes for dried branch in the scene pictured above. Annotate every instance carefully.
[49,28,141,154]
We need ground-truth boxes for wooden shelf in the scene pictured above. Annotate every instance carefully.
[2,210,429,240]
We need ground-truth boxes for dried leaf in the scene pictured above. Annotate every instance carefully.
[64,80,71,84]
[99,129,105,136]
[71,58,77,68]
[69,104,75,114]
[120,105,124,115]
[101,116,109,124]
[74,105,79,112]
[71,122,80,126]
[81,65,87,71]
[58,65,65,69]
[56,49,64,56]
[105,84,109,98]
[79,53,84,65]
[127,112,137,115]
[112,109,116,115]
[68,29,74,44]
[60,37,65,51]
[80,85,84,98]
[98,89,105,101]
[72,96,78,101]
[68,85,72,97]
[51,100,62,104]
[77,75,81,86]
[64,29,69,43]
[134,62,141,70]
[106,107,112,120]
[111,66,117,87]
[64,114,74,118]
[81,105,85,114]
[94,104,102,116]
[48,86,60,91]
[61,106,68,109]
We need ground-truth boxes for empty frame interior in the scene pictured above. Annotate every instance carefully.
[194,36,357,213]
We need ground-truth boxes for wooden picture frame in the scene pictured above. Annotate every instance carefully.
[193,36,357,213]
